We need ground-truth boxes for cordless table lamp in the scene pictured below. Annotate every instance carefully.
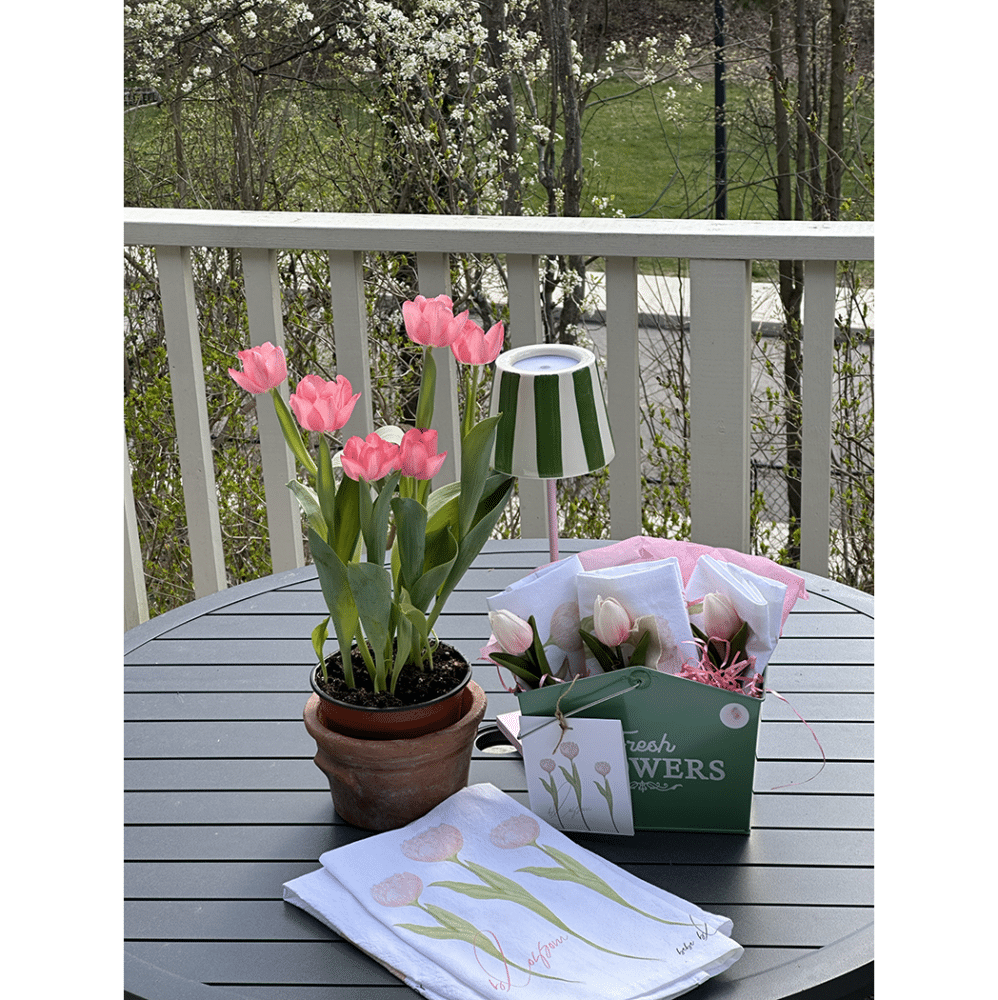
[490,344,615,563]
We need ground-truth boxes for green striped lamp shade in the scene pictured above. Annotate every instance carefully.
[490,345,615,479]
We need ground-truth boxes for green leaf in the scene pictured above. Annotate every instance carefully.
[270,389,316,476]
[311,618,329,675]
[428,475,514,628]
[391,496,426,592]
[488,652,540,686]
[362,470,401,568]
[428,880,509,902]
[628,629,652,667]
[579,629,620,672]
[410,522,458,612]
[390,610,413,693]
[316,437,337,537]
[527,615,552,677]
[331,464,361,565]
[347,561,393,686]
[308,527,359,681]
[286,481,327,541]
[457,414,502,539]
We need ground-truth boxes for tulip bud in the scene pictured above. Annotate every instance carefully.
[701,592,743,642]
[489,610,534,655]
[592,595,633,647]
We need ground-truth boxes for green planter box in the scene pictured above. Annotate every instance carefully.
[517,667,763,834]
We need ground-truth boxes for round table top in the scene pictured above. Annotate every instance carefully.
[125,538,873,1000]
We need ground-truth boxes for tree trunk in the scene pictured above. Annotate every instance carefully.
[480,0,522,215]
[825,0,850,219]
[768,0,803,564]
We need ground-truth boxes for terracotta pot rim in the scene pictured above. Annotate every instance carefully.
[304,680,487,750]
[309,653,472,716]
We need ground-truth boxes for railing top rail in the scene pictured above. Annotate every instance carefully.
[124,208,873,261]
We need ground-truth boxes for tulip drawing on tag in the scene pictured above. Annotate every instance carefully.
[537,758,563,826]
[557,741,590,830]
[593,761,619,833]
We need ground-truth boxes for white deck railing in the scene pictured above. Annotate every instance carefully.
[123,208,874,629]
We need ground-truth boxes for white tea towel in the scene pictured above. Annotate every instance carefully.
[686,555,788,674]
[283,784,742,1000]
[575,558,695,675]
[486,555,588,680]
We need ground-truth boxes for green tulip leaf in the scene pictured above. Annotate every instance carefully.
[308,527,359,677]
[331,464,361,565]
[391,496,427,592]
[457,414,502,540]
[270,389,317,476]
[578,629,620,672]
[286,481,327,541]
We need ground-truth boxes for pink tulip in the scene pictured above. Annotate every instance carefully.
[339,433,400,482]
[400,823,464,863]
[228,341,287,394]
[489,610,534,655]
[370,872,424,908]
[289,374,360,433]
[559,741,579,761]
[402,294,468,348]
[489,814,541,850]
[701,592,743,642]
[451,319,504,365]
[398,428,447,480]
[592,595,633,647]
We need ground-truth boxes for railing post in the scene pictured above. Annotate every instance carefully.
[241,247,304,574]
[505,253,547,538]
[156,245,227,598]
[329,250,375,442]
[605,255,642,540]
[689,258,752,552]
[801,259,837,577]
[415,253,461,486]
[124,432,149,630]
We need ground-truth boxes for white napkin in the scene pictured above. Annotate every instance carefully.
[575,558,696,675]
[283,784,742,1000]
[486,555,589,680]
[686,555,788,675]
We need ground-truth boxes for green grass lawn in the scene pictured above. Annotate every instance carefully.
[125,69,872,240]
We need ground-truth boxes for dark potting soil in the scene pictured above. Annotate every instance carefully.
[314,642,469,709]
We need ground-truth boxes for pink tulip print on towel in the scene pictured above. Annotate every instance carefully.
[283,784,743,1000]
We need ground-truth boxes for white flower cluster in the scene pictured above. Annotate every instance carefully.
[125,1,319,91]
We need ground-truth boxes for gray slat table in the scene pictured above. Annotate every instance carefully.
[125,538,873,1000]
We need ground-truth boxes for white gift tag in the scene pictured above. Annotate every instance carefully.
[520,715,635,836]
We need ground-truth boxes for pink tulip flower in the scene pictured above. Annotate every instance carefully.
[489,610,534,656]
[592,595,633,647]
[228,341,287,394]
[289,374,360,433]
[701,592,743,642]
[402,294,468,348]
[339,433,400,482]
[451,319,504,365]
[398,428,447,480]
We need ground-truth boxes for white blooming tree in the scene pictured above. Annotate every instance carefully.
[125,1,327,208]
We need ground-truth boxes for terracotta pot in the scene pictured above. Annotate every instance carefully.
[309,661,472,739]
[303,680,487,831]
